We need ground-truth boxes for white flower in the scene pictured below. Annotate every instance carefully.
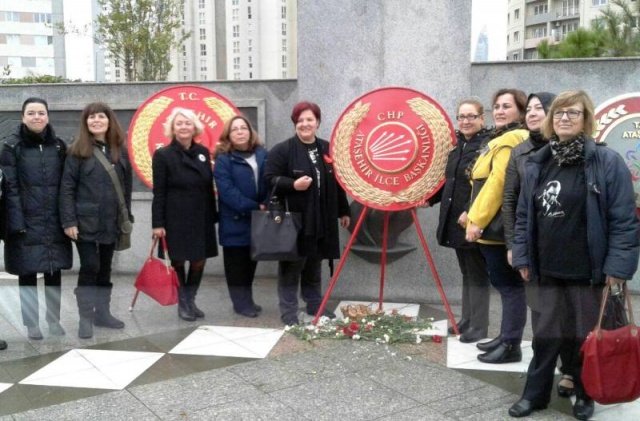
[352,334,361,340]
[284,325,292,332]
[404,356,412,361]
[305,324,316,331]
[415,335,422,344]
[317,316,330,326]
[361,318,367,323]
[342,317,350,323]
[383,334,390,343]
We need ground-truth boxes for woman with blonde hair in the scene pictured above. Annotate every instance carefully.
[214,115,267,317]
[60,102,132,339]
[152,107,218,321]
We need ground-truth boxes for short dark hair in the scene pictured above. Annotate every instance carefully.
[22,97,49,115]
[291,101,321,125]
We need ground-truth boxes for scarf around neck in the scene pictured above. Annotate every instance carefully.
[549,133,585,166]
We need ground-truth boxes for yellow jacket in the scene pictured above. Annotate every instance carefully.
[467,129,528,244]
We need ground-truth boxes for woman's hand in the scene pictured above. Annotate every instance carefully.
[606,275,625,286]
[519,267,530,282]
[457,211,468,228]
[259,204,266,210]
[64,226,78,241]
[507,249,513,266]
[293,175,313,191]
[465,222,482,242]
[153,227,166,238]
[339,215,350,228]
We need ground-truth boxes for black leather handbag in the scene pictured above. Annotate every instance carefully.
[250,178,302,261]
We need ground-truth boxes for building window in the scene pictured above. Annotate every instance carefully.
[199,28,206,40]
[282,23,287,35]
[512,52,519,60]
[249,72,253,79]
[248,55,252,68]
[282,55,287,68]
[183,60,187,72]
[282,6,287,19]
[8,57,21,67]
[114,59,120,67]
[233,25,240,38]
[35,35,50,46]
[7,34,20,45]
[22,57,35,67]
[199,0,205,9]
[201,74,206,80]
[514,9,520,20]
[232,0,239,5]
[248,39,253,52]
[282,39,287,52]
[200,44,206,56]
[247,7,252,19]
[514,31,520,42]
[532,27,548,38]
[115,69,121,78]
[282,71,287,78]
[5,11,20,21]
[534,4,548,15]
[34,13,52,23]
[592,0,607,5]
[232,8,239,21]
[233,41,240,54]
[199,12,205,25]
[182,45,186,57]
[200,59,207,71]
[563,0,580,16]
[233,57,240,70]
[234,72,240,80]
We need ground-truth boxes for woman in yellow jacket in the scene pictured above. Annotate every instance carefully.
[466,88,529,364]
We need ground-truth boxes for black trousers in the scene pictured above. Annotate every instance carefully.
[76,241,115,288]
[522,275,602,403]
[223,246,258,311]
[19,271,62,327]
[277,257,322,321]
[455,247,490,329]
[479,244,527,344]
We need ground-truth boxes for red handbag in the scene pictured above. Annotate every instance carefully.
[581,283,640,404]
[130,237,179,308]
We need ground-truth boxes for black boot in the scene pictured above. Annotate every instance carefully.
[476,335,502,352]
[229,285,256,317]
[176,267,196,321]
[448,318,470,335]
[0,339,6,350]
[93,286,125,329]
[75,287,95,339]
[186,268,205,318]
[478,341,522,364]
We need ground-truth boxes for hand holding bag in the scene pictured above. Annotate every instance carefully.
[133,236,179,306]
[251,177,302,261]
[581,283,640,404]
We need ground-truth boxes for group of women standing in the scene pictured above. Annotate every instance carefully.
[0,98,132,343]
[437,88,639,420]
[0,99,351,349]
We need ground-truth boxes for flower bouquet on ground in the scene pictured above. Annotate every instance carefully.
[285,305,441,344]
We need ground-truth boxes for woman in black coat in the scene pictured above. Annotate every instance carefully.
[0,97,72,340]
[59,102,133,339]
[152,107,218,322]
[426,98,491,343]
[264,101,351,326]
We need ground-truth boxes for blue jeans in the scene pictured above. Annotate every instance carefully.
[479,244,526,344]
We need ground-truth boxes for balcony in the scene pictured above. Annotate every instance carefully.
[526,12,552,26]
[554,9,580,21]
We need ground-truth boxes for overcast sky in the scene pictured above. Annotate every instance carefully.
[471,0,508,61]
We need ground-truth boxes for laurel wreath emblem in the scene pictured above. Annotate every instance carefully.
[333,97,453,208]
[595,105,628,139]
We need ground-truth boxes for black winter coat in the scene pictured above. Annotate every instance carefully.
[0,124,72,275]
[264,136,350,259]
[152,140,218,261]
[59,142,133,245]
[502,133,547,249]
[512,138,640,285]
[432,129,491,249]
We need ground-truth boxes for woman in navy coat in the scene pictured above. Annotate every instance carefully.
[152,108,218,321]
[213,115,267,317]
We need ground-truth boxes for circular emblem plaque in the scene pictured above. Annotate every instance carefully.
[594,92,640,207]
[330,87,455,211]
[128,85,239,187]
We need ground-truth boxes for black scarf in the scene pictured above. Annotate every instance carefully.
[549,134,585,166]
[529,130,547,149]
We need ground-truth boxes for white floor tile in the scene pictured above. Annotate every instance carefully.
[20,349,164,390]
[417,318,448,337]
[335,301,420,318]
[0,382,12,394]
[169,326,283,358]
[569,396,640,421]
[0,272,41,280]
[447,338,534,373]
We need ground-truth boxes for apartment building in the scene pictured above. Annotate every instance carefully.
[0,0,65,79]
[507,0,638,60]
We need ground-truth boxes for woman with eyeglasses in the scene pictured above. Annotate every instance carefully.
[509,90,639,420]
[426,98,491,343]
[465,88,529,363]
[213,115,267,318]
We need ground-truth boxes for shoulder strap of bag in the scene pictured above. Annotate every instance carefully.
[92,148,129,224]
[595,283,637,339]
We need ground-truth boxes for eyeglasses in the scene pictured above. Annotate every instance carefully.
[552,110,583,120]
[456,114,482,122]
